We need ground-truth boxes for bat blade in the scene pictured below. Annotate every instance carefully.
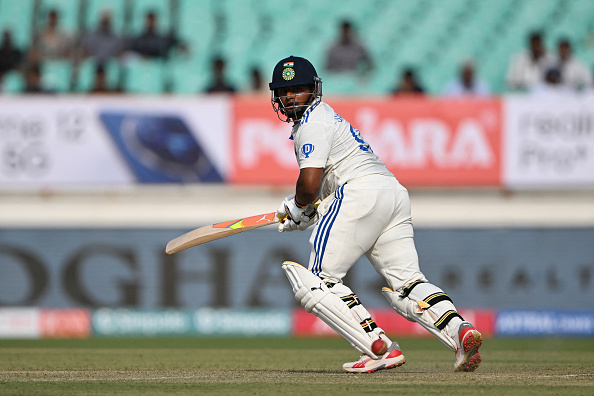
[165,212,280,254]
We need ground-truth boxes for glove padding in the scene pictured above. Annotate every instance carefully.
[277,194,318,232]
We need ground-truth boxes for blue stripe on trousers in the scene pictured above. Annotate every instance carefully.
[312,189,339,273]
[312,186,344,276]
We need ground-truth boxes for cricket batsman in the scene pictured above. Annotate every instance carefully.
[270,56,482,373]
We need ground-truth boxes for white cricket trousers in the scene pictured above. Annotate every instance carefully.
[308,174,427,291]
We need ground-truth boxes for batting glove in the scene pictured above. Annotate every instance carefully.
[277,194,318,232]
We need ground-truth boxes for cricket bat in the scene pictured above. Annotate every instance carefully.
[165,212,281,254]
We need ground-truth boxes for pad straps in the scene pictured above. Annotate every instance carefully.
[401,280,464,330]
[435,310,464,330]
[400,279,425,297]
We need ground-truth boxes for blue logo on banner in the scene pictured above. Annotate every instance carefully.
[496,310,594,336]
[301,143,314,158]
[99,112,223,183]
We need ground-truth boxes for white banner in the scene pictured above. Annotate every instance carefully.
[0,96,230,186]
[0,308,40,338]
[504,95,594,188]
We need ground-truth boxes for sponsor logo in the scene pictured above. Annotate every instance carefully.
[505,99,594,185]
[93,309,193,336]
[257,214,272,223]
[194,308,290,336]
[40,309,91,338]
[356,107,497,169]
[232,97,501,185]
[497,310,594,336]
[301,143,314,158]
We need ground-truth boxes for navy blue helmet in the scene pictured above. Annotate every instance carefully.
[270,56,322,122]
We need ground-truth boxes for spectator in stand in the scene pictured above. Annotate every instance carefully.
[247,67,268,96]
[88,63,119,94]
[529,66,574,97]
[506,31,555,92]
[79,11,125,63]
[325,20,372,75]
[392,67,425,96]
[556,39,593,92]
[31,8,74,61]
[23,63,52,94]
[128,11,175,59]
[0,29,24,75]
[443,60,490,97]
[204,57,236,94]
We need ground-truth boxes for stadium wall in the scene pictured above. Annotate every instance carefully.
[1,306,593,339]
[0,228,593,310]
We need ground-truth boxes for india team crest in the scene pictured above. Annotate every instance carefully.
[282,67,295,80]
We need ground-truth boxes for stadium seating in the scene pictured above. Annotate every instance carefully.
[121,57,165,94]
[166,54,210,94]
[0,0,592,96]
[41,59,74,92]
[1,70,25,93]
[0,0,36,48]
[74,58,121,92]
[36,0,81,35]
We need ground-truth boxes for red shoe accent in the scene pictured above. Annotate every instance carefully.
[352,358,372,369]
[469,354,482,366]
[343,344,406,373]
[460,327,482,353]
[385,349,403,359]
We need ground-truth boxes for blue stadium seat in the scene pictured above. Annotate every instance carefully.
[322,73,361,96]
[122,57,165,94]
[42,60,73,92]
[176,0,216,80]
[167,55,210,94]
[1,70,26,93]
[0,0,36,49]
[38,0,81,35]
[75,58,121,92]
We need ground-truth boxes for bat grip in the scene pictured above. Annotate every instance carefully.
[277,200,319,222]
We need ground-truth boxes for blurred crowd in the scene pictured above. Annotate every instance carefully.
[1,5,593,97]
[0,7,185,94]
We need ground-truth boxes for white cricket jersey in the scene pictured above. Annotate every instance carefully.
[291,100,394,199]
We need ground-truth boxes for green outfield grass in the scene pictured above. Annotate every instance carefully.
[0,337,593,395]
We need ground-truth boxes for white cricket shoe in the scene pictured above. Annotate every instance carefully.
[454,322,482,372]
[342,342,406,373]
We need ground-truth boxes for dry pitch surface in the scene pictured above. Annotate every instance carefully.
[0,337,592,395]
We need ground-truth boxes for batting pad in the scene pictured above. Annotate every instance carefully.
[382,286,458,351]
[282,261,380,358]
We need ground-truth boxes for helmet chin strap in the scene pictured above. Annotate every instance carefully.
[272,88,320,123]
